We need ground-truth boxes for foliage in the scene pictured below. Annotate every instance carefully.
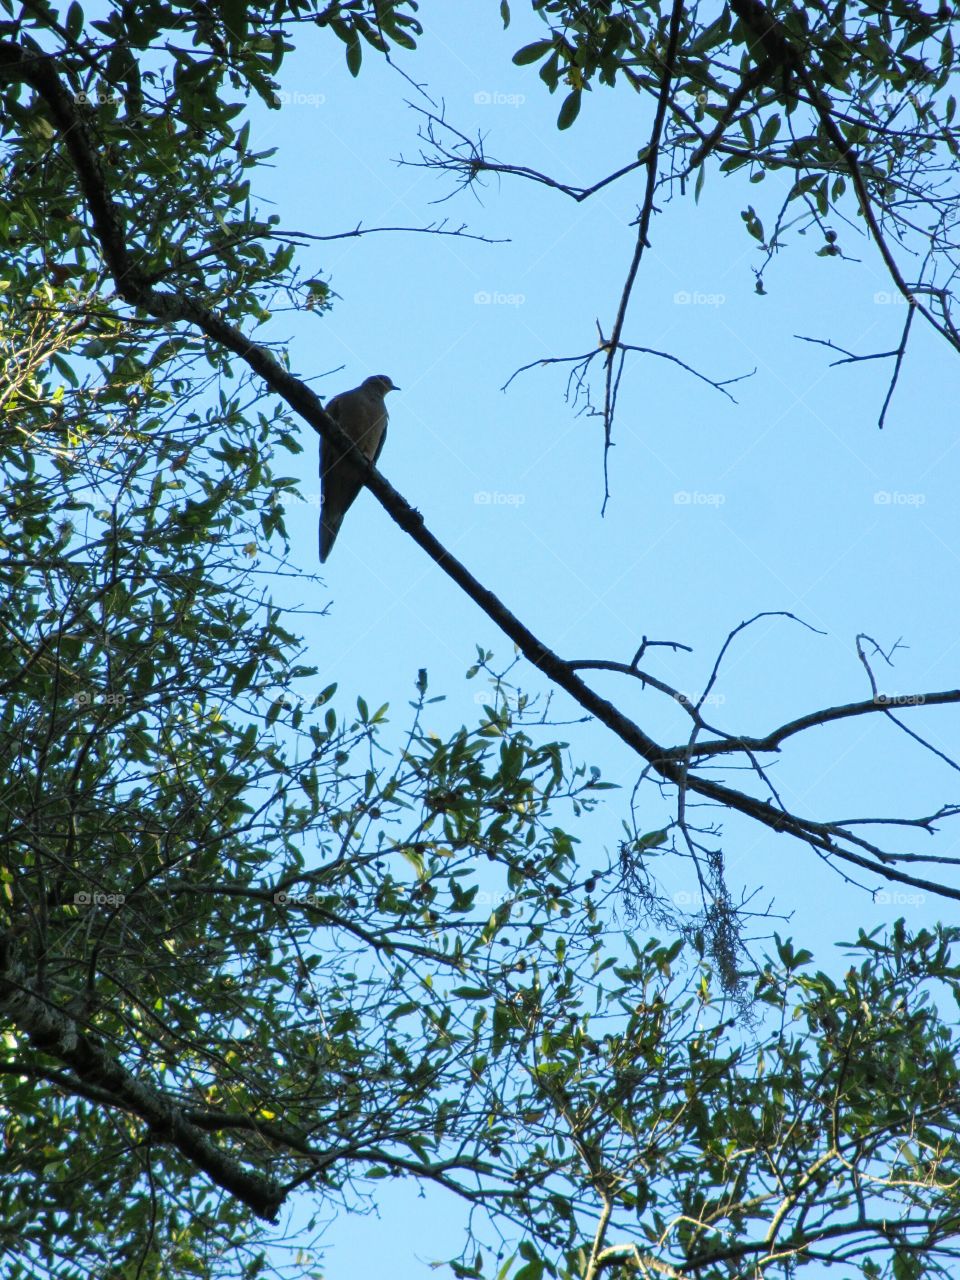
[0,286,596,1277]
[506,0,960,309]
[2,3,960,1280]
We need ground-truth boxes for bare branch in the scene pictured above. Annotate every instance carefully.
[794,334,899,365]
[401,103,647,203]
[664,689,960,762]
[602,0,687,510]
[878,304,915,429]
[796,302,915,429]
[274,220,508,245]
[502,342,754,413]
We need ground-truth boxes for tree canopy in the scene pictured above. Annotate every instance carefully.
[2,3,960,1279]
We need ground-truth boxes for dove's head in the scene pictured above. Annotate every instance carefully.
[363,374,400,396]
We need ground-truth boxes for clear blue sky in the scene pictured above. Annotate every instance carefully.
[240,4,960,1274]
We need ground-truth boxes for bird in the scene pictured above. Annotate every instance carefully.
[319,374,399,562]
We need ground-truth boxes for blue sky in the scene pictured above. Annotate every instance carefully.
[238,4,960,1274]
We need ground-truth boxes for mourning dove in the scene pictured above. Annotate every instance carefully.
[319,374,399,562]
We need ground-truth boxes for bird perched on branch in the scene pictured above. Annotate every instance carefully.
[319,374,399,562]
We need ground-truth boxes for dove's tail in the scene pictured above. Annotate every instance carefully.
[319,511,343,563]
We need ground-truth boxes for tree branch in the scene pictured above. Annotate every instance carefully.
[0,933,284,1221]
[602,0,686,510]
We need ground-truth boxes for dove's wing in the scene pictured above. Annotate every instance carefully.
[319,389,389,563]
[370,415,388,468]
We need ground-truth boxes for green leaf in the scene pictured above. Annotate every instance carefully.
[346,36,362,77]
[892,1249,922,1280]
[741,205,764,241]
[759,113,781,148]
[514,1258,544,1280]
[51,354,79,387]
[719,153,749,173]
[691,10,731,55]
[491,1001,511,1056]
[65,2,84,41]
[231,657,258,694]
[219,0,249,45]
[513,40,554,66]
[636,828,668,852]
[497,1255,516,1280]
[539,51,560,90]
[557,90,581,130]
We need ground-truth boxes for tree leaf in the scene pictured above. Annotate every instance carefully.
[346,35,362,77]
[513,39,554,66]
[557,89,581,129]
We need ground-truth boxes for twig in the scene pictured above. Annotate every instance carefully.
[502,342,753,408]
[602,0,687,510]
[795,334,898,365]
[274,220,508,245]
[878,305,915,429]
[401,102,647,203]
